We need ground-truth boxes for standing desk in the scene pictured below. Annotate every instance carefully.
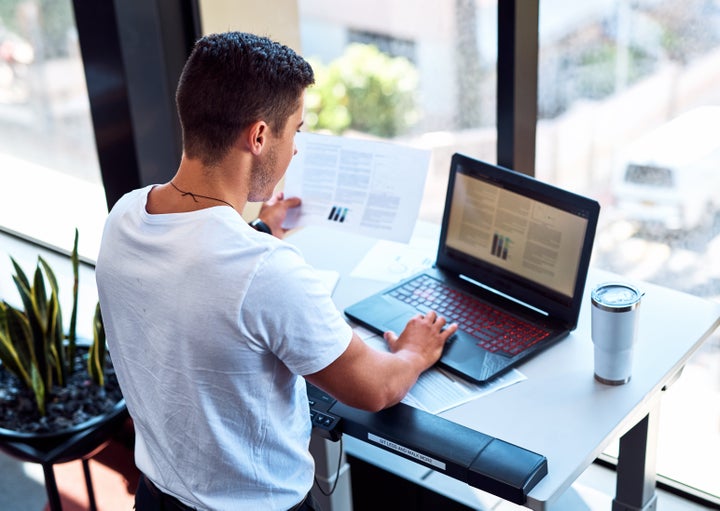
[287,224,720,511]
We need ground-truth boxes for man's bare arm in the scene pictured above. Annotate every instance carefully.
[305,311,458,412]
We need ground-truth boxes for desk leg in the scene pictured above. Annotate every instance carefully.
[310,434,354,511]
[612,405,659,511]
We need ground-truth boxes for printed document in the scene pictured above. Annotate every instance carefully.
[354,325,527,414]
[282,132,430,243]
[349,238,436,283]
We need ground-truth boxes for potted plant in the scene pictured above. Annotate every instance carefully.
[0,228,125,449]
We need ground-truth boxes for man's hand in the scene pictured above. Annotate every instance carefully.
[257,192,301,238]
[306,314,459,412]
[383,311,458,372]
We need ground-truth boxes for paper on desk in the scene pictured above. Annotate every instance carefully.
[282,132,430,243]
[350,237,436,283]
[354,325,527,415]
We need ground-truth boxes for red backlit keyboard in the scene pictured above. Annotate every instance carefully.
[388,275,550,356]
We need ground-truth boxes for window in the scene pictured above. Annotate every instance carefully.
[299,0,720,500]
[537,0,720,500]
[0,0,106,260]
[348,29,416,63]
[298,0,498,224]
[623,165,674,187]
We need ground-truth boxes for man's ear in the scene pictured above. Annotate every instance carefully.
[246,120,269,155]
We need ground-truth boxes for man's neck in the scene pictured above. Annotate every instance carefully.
[147,154,251,215]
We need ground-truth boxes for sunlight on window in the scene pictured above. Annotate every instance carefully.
[297,0,719,499]
[0,0,105,259]
[538,0,720,498]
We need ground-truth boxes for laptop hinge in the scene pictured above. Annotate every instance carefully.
[458,274,549,317]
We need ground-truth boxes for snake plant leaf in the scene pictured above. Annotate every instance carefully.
[38,257,59,295]
[10,270,35,322]
[11,273,49,394]
[88,302,106,387]
[32,265,48,331]
[0,335,30,387]
[2,303,35,364]
[47,342,60,386]
[39,257,69,383]
[68,229,79,361]
[30,363,46,416]
[0,304,33,388]
[9,257,30,291]
[6,302,50,414]
[46,293,66,386]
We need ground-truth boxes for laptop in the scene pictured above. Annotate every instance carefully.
[345,153,600,383]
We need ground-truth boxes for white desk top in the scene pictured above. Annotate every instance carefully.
[287,224,720,510]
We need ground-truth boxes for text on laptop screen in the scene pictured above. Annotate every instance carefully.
[445,172,589,298]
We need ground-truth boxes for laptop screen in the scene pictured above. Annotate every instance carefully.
[436,154,599,327]
[445,171,589,298]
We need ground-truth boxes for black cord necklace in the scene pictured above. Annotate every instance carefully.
[169,181,235,210]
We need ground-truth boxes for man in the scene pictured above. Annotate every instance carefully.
[96,32,456,511]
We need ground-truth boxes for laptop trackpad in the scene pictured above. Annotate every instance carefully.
[346,295,417,334]
[384,311,418,335]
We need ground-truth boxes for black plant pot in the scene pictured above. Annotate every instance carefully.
[0,346,129,510]
[0,342,124,447]
[0,397,128,463]
[0,398,129,511]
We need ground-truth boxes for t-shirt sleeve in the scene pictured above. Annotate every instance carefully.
[238,244,353,375]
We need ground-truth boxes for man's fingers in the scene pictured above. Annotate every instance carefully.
[421,310,437,322]
[283,196,302,208]
[383,330,398,345]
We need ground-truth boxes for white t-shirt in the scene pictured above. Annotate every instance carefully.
[95,186,352,510]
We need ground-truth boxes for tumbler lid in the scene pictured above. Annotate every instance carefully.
[591,282,642,312]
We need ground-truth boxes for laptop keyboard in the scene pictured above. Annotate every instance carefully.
[387,275,551,356]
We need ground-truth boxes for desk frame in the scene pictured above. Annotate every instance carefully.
[289,225,720,511]
[613,405,659,511]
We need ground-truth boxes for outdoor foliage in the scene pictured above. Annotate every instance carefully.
[305,43,420,137]
[0,0,74,59]
[0,229,106,415]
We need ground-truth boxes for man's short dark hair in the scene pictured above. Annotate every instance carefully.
[176,32,315,166]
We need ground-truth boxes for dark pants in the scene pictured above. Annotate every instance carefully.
[135,474,318,511]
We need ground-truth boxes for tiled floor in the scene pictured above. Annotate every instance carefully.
[0,436,138,511]
[1,440,716,511]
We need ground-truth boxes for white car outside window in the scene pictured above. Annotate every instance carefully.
[612,106,720,231]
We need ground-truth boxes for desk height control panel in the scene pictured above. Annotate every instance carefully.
[308,383,548,505]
